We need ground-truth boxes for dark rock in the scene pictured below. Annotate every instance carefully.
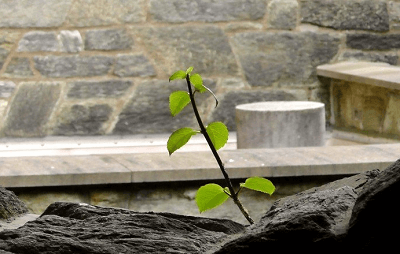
[300,0,389,31]
[346,33,400,50]
[0,187,28,220]
[85,29,132,51]
[345,159,400,251]
[114,54,156,77]
[67,80,133,99]
[339,50,398,65]
[149,0,266,23]
[0,202,245,254]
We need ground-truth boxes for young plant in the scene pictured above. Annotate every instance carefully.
[168,67,275,225]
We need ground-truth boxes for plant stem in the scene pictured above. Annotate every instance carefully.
[186,76,254,225]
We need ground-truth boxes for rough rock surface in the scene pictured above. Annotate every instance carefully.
[0,187,28,220]
[0,160,399,253]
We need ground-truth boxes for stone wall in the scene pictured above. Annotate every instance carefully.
[0,0,399,137]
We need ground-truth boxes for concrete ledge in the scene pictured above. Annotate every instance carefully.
[317,61,400,90]
[1,144,399,188]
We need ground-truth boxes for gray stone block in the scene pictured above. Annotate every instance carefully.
[136,26,238,76]
[267,0,298,30]
[17,31,59,52]
[85,29,132,51]
[0,0,72,28]
[339,50,398,65]
[0,47,9,69]
[300,0,389,31]
[53,104,113,136]
[34,55,114,77]
[346,33,400,50]
[231,31,341,87]
[3,82,61,137]
[59,30,83,53]
[3,57,34,78]
[149,0,266,22]
[113,79,216,135]
[67,80,133,99]
[65,0,146,27]
[114,54,156,77]
[0,81,16,98]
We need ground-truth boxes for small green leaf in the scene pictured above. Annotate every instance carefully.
[206,122,229,150]
[240,177,275,195]
[186,66,194,74]
[169,91,191,117]
[189,73,206,93]
[169,70,186,82]
[167,127,198,155]
[196,184,230,213]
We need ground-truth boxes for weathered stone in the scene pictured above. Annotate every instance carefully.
[2,57,34,78]
[389,1,400,22]
[67,80,132,99]
[3,82,61,137]
[149,0,266,23]
[0,0,72,28]
[33,55,114,77]
[300,0,389,31]
[223,22,263,32]
[66,0,146,27]
[0,47,9,70]
[90,190,130,209]
[85,29,132,51]
[58,30,83,53]
[0,81,16,98]
[0,187,28,220]
[17,31,59,52]
[347,33,400,50]
[338,50,398,65]
[135,26,238,76]
[114,54,156,77]
[383,94,400,135]
[53,104,113,136]
[231,31,341,87]
[346,159,400,251]
[267,0,298,30]
[209,90,299,130]
[113,79,216,134]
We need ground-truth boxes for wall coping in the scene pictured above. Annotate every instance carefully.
[317,61,400,90]
[1,142,399,188]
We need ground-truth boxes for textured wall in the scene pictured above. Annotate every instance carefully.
[0,0,399,137]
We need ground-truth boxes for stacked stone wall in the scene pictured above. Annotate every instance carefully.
[0,0,399,137]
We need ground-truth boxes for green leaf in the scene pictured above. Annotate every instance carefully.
[206,122,229,150]
[167,127,198,155]
[186,66,194,75]
[240,177,275,195]
[195,184,230,213]
[169,70,186,82]
[169,91,191,117]
[189,73,206,93]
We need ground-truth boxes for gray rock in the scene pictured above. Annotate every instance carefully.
[389,1,400,22]
[231,31,341,87]
[339,50,398,65]
[209,90,299,130]
[0,187,28,220]
[33,55,114,77]
[346,33,400,50]
[3,82,61,137]
[149,0,266,23]
[267,0,298,30]
[65,0,146,27]
[2,57,34,78]
[114,54,156,77]
[17,31,59,52]
[85,29,132,51]
[53,104,113,136]
[58,30,83,53]
[0,0,72,28]
[113,79,216,134]
[0,47,9,70]
[67,80,133,99]
[300,0,389,31]
[0,81,16,98]
[135,26,238,76]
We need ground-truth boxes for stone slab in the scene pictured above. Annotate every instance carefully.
[317,61,400,90]
[0,143,399,187]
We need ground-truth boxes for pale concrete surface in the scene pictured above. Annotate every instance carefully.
[317,61,400,90]
[236,101,325,148]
